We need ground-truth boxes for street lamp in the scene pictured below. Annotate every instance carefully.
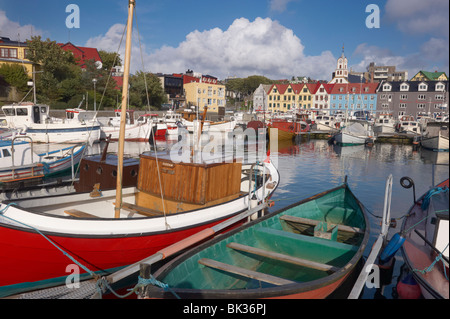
[92,78,98,112]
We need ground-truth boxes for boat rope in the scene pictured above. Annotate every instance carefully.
[93,274,181,299]
[0,203,99,280]
[138,275,181,299]
[403,214,433,234]
[413,243,449,280]
[421,187,449,211]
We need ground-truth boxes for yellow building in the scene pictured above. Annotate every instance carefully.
[293,83,315,110]
[411,71,448,82]
[268,84,288,112]
[0,37,33,78]
[183,74,226,113]
[267,83,318,113]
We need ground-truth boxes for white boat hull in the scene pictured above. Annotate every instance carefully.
[334,132,367,145]
[421,135,449,151]
[22,124,101,144]
[374,124,396,134]
[100,123,152,141]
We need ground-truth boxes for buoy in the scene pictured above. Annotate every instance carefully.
[397,274,422,299]
[379,233,405,264]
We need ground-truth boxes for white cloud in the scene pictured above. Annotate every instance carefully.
[385,0,449,37]
[86,17,336,81]
[351,42,450,80]
[0,10,43,41]
[85,23,151,73]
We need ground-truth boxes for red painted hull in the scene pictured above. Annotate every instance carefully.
[155,129,167,137]
[0,217,241,293]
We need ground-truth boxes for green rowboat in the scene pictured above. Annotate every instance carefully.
[143,182,370,299]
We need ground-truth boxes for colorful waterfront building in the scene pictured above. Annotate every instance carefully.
[329,83,379,115]
[0,36,33,77]
[311,83,334,112]
[58,42,103,69]
[267,84,289,112]
[410,71,448,82]
[376,80,449,120]
[183,73,226,113]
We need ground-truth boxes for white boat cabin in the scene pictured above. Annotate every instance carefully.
[2,103,51,127]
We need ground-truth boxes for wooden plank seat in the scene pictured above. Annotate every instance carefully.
[227,242,339,273]
[280,214,364,234]
[64,209,98,219]
[119,202,164,217]
[254,227,358,268]
[198,258,296,286]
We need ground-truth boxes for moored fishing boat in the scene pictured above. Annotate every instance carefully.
[0,137,85,190]
[333,122,374,146]
[420,133,449,152]
[142,181,369,299]
[398,178,449,299]
[0,0,279,298]
[101,109,154,142]
[420,123,449,152]
[373,114,396,134]
[268,119,309,141]
[1,104,101,144]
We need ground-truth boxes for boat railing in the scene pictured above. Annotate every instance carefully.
[348,174,393,299]
[10,136,39,180]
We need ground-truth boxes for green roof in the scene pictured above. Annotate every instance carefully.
[416,71,448,80]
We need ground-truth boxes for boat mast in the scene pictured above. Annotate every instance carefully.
[114,0,135,218]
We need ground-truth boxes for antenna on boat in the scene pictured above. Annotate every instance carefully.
[114,0,135,218]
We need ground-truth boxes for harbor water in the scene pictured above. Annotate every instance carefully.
[52,135,448,299]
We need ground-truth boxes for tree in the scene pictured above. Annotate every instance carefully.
[225,75,272,100]
[0,63,29,92]
[129,71,167,109]
[98,50,122,73]
[26,36,80,104]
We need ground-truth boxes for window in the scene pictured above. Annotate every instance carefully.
[418,94,426,100]
[436,84,445,91]
[400,103,406,108]
[435,95,444,100]
[3,108,15,116]
[382,103,389,108]
[400,94,408,100]
[418,84,427,91]
[0,48,18,58]
[400,84,409,91]
[417,104,425,109]
[2,149,11,157]
[16,108,28,116]
[383,84,391,91]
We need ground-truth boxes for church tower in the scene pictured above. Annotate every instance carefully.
[329,45,349,84]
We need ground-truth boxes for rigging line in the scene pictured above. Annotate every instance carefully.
[95,22,127,114]
[134,10,151,112]
[134,10,169,229]
[78,21,127,167]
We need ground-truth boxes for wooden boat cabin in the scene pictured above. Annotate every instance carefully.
[135,154,242,214]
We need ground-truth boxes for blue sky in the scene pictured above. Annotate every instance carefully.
[1,0,448,81]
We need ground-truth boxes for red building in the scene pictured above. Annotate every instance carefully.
[58,42,103,69]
